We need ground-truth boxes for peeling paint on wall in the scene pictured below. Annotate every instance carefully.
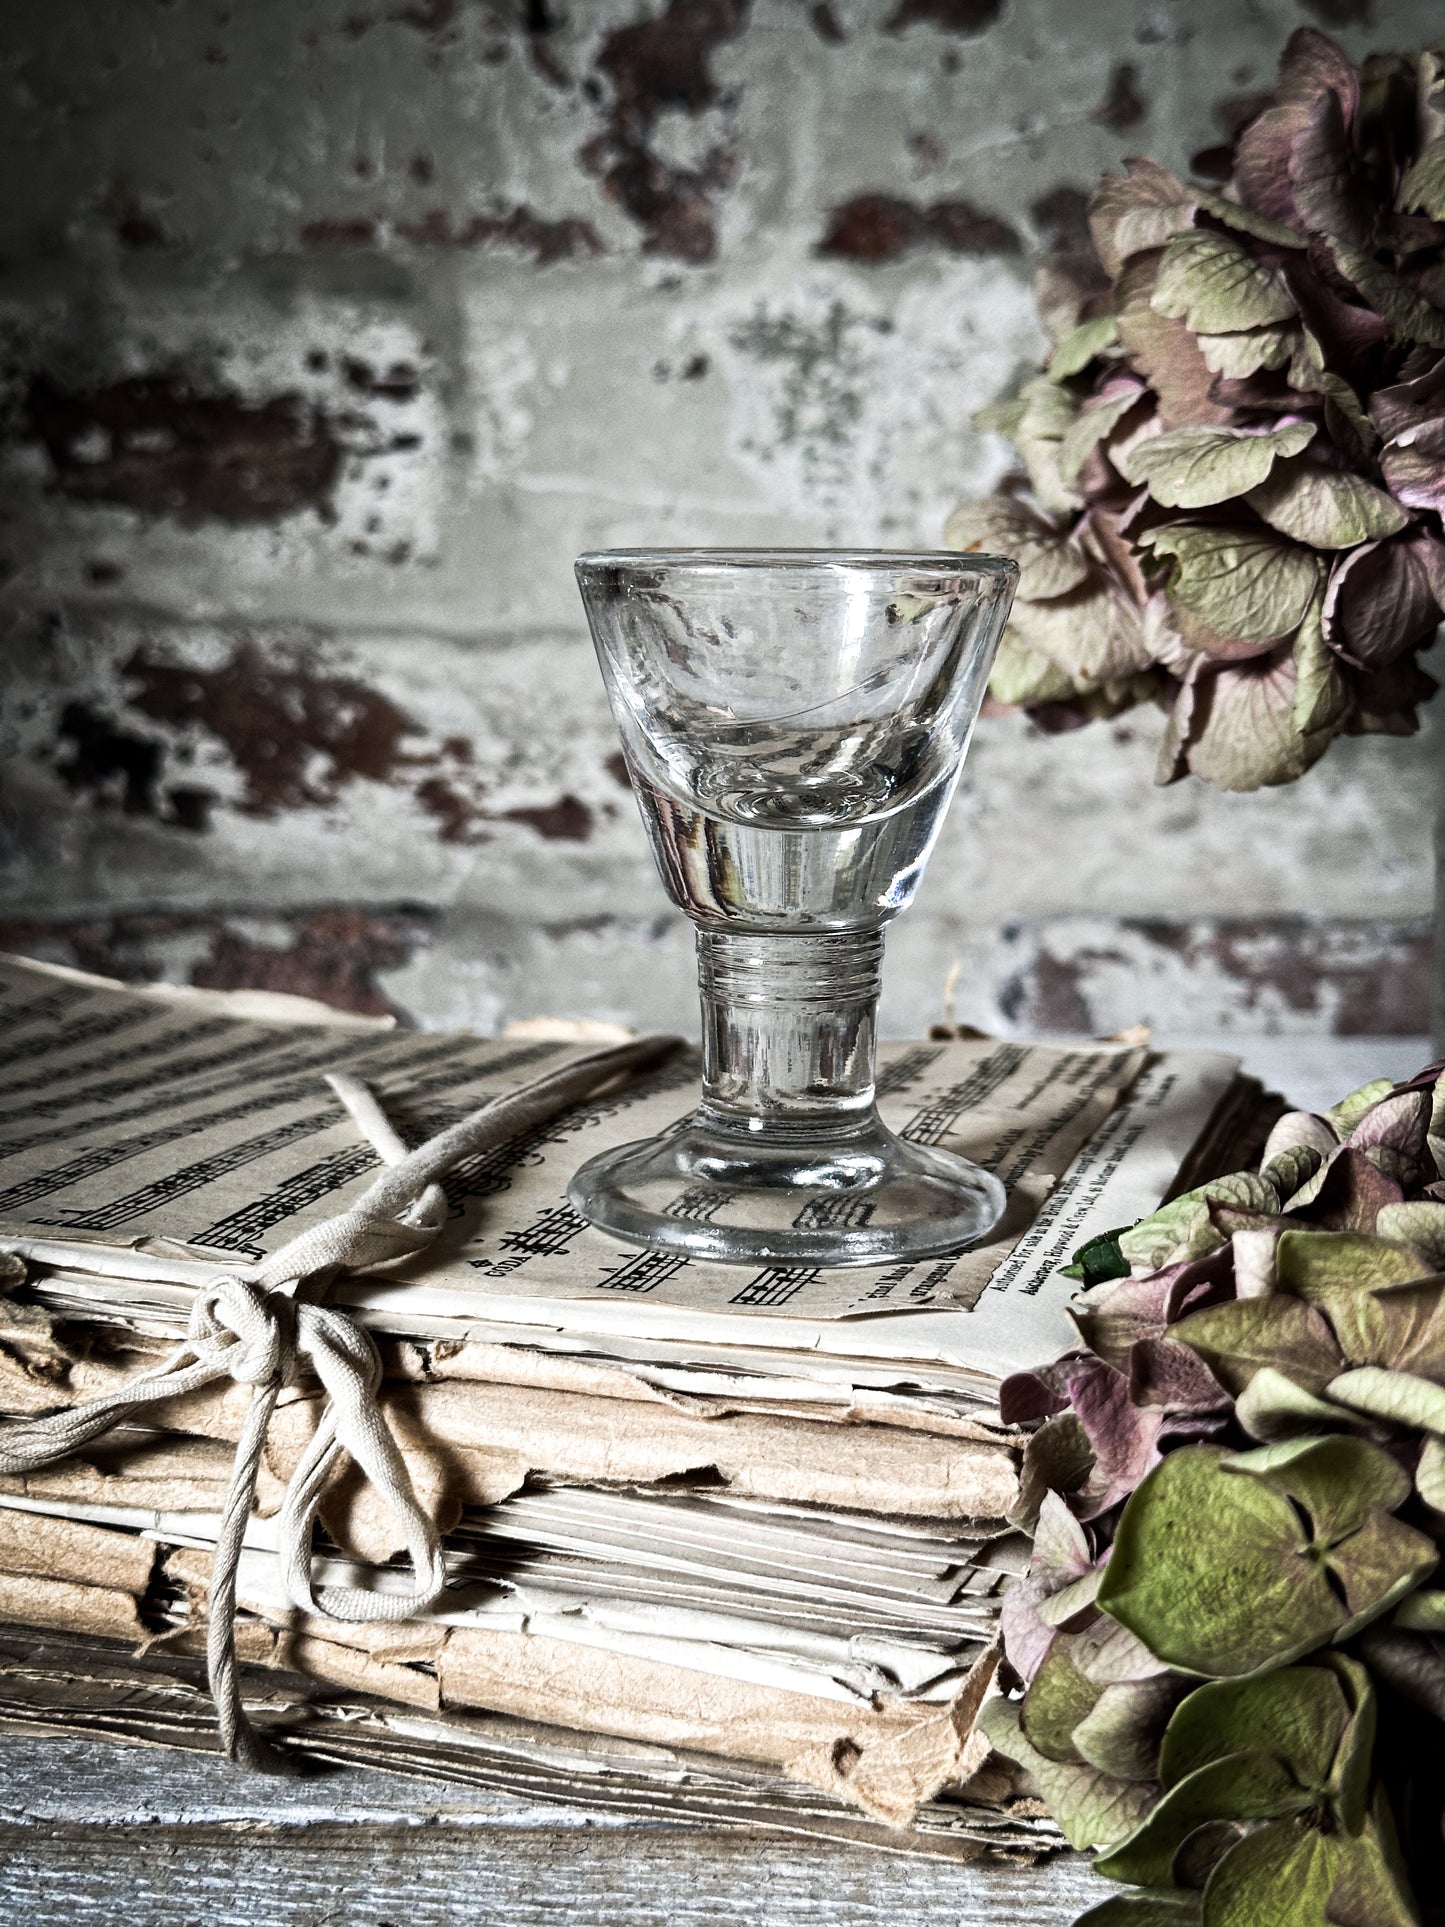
[5,901,1425,1041]
[0,907,435,1019]
[0,609,633,918]
[0,0,1438,1038]
[816,195,1020,264]
[25,378,345,525]
[0,292,444,579]
[1090,62,1149,131]
[582,0,751,263]
[994,918,1436,1039]
[719,269,1034,532]
[883,1,1005,35]
[302,205,604,262]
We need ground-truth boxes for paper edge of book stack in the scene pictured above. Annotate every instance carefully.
[0,953,1279,1861]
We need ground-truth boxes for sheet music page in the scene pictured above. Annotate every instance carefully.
[0,954,1233,1367]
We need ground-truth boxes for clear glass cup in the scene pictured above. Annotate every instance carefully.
[569,548,1018,1268]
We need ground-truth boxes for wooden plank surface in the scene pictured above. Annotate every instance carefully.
[0,1731,1098,1924]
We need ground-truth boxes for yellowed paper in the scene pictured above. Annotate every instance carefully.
[259,1378,1020,1533]
[0,1566,144,1640]
[0,1431,287,1517]
[785,1643,1000,1825]
[12,1366,1017,1544]
[0,1506,155,1593]
[438,1620,943,1789]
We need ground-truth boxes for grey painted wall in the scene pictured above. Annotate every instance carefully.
[0,0,1439,1038]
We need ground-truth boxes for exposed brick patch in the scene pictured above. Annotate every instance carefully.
[119,644,422,817]
[883,0,1003,34]
[582,0,750,264]
[499,794,594,841]
[388,0,461,32]
[299,218,382,246]
[0,908,434,1020]
[414,774,478,842]
[817,193,1019,263]
[24,377,344,525]
[1029,186,1092,256]
[1000,946,1095,1033]
[188,907,431,1015]
[1090,62,1147,131]
[342,359,422,403]
[323,2,744,261]
[54,702,162,818]
[413,777,596,845]
[1202,924,1432,1036]
[997,918,1434,1038]
[4,312,438,560]
[581,135,737,261]
[1298,0,1372,25]
[394,206,604,261]
[53,702,212,831]
[341,0,462,41]
[599,0,748,121]
[27,637,601,849]
[103,187,174,251]
[522,0,571,87]
[303,205,602,261]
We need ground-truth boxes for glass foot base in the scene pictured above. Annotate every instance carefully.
[567,1110,1006,1269]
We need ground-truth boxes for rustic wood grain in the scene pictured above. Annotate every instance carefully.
[0,1732,1098,1924]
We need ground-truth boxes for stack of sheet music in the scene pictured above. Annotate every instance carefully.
[0,952,1275,1858]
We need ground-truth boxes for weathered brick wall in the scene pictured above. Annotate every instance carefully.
[0,0,1439,1038]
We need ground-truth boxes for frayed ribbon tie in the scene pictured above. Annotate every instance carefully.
[0,1036,679,1769]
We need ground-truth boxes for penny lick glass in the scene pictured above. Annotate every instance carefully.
[569,550,1018,1268]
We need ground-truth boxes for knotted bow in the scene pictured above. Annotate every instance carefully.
[0,1034,680,1768]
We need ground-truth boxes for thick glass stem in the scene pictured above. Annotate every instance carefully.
[695,927,884,1134]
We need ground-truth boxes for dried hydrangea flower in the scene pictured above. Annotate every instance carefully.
[986,1057,1445,1922]
[952,29,1445,789]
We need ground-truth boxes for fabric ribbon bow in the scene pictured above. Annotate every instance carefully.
[0,1035,679,1768]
